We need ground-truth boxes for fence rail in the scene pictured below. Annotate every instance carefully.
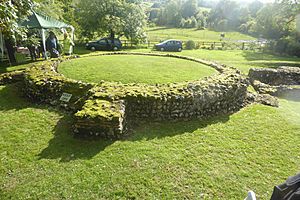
[120,40,263,51]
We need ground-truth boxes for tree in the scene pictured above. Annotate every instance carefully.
[208,0,239,31]
[164,0,182,26]
[182,0,198,18]
[0,0,33,63]
[251,0,300,56]
[248,0,263,17]
[76,0,146,42]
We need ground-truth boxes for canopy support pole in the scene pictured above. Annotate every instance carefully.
[0,31,4,62]
[71,26,75,42]
[41,29,47,59]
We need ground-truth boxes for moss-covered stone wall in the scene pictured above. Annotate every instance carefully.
[249,67,300,86]
[249,67,300,97]
[17,53,249,139]
[23,61,94,110]
[0,70,24,85]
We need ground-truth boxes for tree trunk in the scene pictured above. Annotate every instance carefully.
[5,38,16,64]
[110,30,115,50]
[110,30,115,40]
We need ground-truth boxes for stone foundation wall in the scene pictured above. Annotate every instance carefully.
[249,67,300,86]
[23,61,94,110]
[17,53,250,139]
[73,100,127,139]
[75,68,249,137]
[249,67,300,98]
[124,73,247,121]
[0,70,24,85]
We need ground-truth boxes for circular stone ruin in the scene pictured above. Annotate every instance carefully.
[2,52,250,139]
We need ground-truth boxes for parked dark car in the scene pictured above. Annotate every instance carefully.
[155,39,182,52]
[86,38,122,51]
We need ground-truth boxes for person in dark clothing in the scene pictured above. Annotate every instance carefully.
[46,31,59,58]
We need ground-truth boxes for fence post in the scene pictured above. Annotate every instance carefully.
[242,42,245,50]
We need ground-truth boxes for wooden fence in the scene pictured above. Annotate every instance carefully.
[120,40,263,51]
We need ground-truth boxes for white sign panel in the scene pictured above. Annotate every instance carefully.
[60,93,72,102]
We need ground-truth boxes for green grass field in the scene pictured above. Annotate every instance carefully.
[58,55,217,84]
[1,45,300,199]
[146,26,256,42]
[1,84,300,199]
[123,49,300,74]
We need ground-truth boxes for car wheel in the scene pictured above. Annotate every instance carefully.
[91,46,96,51]
[178,48,182,52]
[113,46,118,51]
[160,47,164,51]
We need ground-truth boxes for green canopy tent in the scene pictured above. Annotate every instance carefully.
[19,11,74,59]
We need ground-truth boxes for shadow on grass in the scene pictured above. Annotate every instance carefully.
[147,27,172,32]
[249,62,300,68]
[0,60,40,74]
[73,44,92,56]
[127,115,230,142]
[242,51,300,62]
[279,90,300,102]
[0,84,32,111]
[0,84,232,162]
[37,113,230,162]
[38,115,114,162]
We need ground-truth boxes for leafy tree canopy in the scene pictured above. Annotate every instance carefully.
[0,0,33,38]
[76,0,147,42]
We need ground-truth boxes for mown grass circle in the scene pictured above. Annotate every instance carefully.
[58,54,218,84]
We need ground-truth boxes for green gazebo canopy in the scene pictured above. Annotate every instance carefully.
[20,12,72,29]
[18,12,74,59]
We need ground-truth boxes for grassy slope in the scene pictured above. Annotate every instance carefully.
[58,55,217,84]
[146,26,256,42]
[1,84,300,199]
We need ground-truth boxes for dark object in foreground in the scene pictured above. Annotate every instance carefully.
[154,39,182,52]
[270,173,300,200]
[86,38,122,51]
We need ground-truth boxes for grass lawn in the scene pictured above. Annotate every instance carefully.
[58,55,217,84]
[146,26,256,42]
[124,49,300,74]
[0,61,38,74]
[3,49,300,77]
[1,84,300,199]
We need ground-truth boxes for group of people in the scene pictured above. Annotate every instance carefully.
[46,31,74,58]
[27,30,74,60]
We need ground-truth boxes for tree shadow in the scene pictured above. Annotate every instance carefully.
[247,62,300,69]
[242,51,300,62]
[279,90,300,102]
[0,84,33,111]
[73,44,92,56]
[147,27,172,32]
[126,114,230,142]
[0,60,40,74]
[38,115,114,162]
[0,84,232,162]
[38,113,231,162]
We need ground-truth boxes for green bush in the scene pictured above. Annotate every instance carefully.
[185,40,196,50]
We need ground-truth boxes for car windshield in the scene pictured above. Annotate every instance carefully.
[98,40,106,44]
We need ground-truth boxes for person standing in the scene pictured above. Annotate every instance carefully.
[63,32,74,56]
[46,31,59,58]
